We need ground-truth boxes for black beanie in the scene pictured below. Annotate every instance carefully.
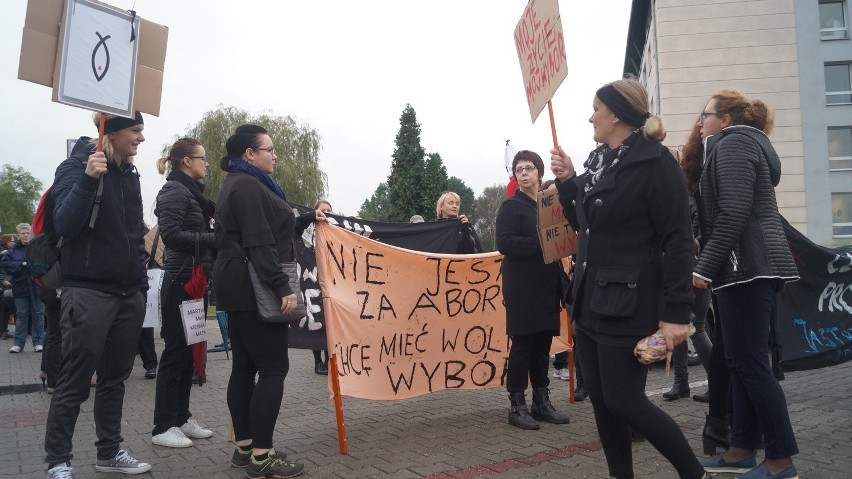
[103,111,144,134]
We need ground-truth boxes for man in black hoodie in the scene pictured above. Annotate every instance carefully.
[44,112,152,479]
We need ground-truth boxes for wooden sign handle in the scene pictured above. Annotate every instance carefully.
[96,113,105,152]
[547,100,559,149]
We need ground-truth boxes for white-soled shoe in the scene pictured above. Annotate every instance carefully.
[180,418,213,439]
[95,449,151,474]
[552,368,570,381]
[46,462,74,479]
[152,427,193,448]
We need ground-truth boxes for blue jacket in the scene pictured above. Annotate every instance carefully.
[51,137,148,295]
[0,241,37,298]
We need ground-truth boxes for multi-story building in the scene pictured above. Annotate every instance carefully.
[623,0,852,245]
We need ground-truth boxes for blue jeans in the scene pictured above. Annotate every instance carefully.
[14,296,45,348]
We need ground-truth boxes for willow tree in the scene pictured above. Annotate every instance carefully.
[163,105,327,206]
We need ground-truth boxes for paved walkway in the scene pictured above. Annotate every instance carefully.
[1,322,850,478]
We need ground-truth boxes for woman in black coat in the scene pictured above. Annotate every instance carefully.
[693,90,799,479]
[550,78,706,479]
[150,138,216,448]
[213,125,325,478]
[496,150,569,430]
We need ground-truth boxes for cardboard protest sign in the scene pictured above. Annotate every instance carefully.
[537,186,576,263]
[18,0,168,116]
[315,223,571,401]
[514,0,568,123]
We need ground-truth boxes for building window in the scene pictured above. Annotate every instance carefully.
[820,0,849,40]
[832,193,852,237]
[826,63,852,104]
[828,127,852,171]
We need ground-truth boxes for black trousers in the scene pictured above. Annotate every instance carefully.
[575,327,704,479]
[227,311,290,449]
[716,279,798,458]
[38,286,62,389]
[152,282,195,435]
[506,331,552,393]
[137,327,157,370]
[707,294,732,420]
[45,288,145,465]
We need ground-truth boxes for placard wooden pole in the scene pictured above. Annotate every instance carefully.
[96,112,105,152]
[547,100,559,149]
[329,353,348,454]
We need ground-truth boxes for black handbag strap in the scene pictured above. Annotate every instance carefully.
[147,226,161,270]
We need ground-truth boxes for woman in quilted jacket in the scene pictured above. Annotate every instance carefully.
[150,138,217,448]
[693,90,800,479]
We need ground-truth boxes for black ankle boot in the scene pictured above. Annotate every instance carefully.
[531,387,570,424]
[702,413,731,455]
[692,391,709,403]
[508,392,540,430]
[662,380,690,400]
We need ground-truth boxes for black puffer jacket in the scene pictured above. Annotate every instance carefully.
[694,126,799,289]
[154,175,216,284]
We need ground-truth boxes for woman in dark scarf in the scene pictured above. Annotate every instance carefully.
[213,125,325,478]
[150,138,217,448]
[550,78,707,479]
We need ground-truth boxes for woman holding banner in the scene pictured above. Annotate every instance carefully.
[149,138,216,448]
[436,191,483,254]
[213,125,325,478]
[550,78,707,479]
[496,150,570,430]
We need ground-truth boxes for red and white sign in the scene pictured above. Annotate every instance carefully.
[514,0,568,122]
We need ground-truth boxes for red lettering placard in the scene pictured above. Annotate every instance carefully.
[514,0,568,122]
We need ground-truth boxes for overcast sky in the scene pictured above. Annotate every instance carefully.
[1,0,631,222]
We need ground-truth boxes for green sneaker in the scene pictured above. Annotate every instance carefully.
[230,447,287,468]
[244,456,303,478]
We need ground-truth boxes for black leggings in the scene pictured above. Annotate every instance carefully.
[226,311,290,449]
[575,327,704,479]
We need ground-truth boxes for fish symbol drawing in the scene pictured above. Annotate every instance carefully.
[91,32,111,82]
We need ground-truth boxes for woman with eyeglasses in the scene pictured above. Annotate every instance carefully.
[693,90,799,479]
[496,151,570,430]
[213,125,326,478]
[436,192,483,253]
[550,78,707,479]
[149,138,217,448]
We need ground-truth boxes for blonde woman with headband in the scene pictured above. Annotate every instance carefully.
[550,79,707,479]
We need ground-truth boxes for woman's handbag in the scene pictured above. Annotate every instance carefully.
[227,235,305,323]
[245,260,305,323]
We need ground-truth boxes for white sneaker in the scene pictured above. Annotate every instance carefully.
[180,418,213,439]
[552,368,570,381]
[9,345,21,353]
[152,427,193,448]
[35,345,44,352]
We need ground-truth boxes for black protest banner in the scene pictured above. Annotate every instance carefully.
[776,218,852,371]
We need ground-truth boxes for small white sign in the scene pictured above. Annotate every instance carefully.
[143,268,164,328]
[180,298,207,345]
[57,0,139,117]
